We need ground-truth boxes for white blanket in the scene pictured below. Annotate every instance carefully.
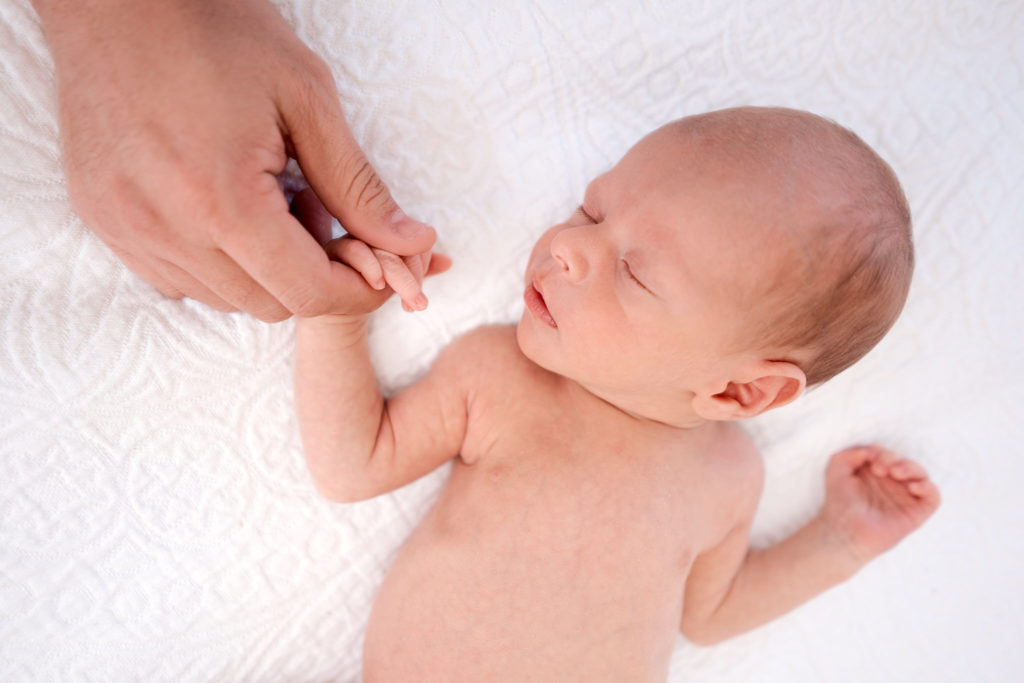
[2,0,1022,680]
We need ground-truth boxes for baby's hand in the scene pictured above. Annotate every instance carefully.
[289,186,450,317]
[324,236,452,315]
[820,445,940,565]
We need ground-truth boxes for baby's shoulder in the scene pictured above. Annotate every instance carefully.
[450,323,518,349]
[442,324,523,366]
[434,324,530,385]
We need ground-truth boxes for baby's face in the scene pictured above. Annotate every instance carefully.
[517,123,789,418]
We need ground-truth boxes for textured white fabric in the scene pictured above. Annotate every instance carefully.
[1,0,1022,680]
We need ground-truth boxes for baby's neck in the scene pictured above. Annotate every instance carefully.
[560,374,709,432]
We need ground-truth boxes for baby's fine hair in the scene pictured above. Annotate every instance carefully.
[687,107,914,386]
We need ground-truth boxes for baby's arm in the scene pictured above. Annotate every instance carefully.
[295,239,466,502]
[681,445,940,645]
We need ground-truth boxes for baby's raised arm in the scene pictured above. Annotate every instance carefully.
[294,240,466,502]
[681,445,939,645]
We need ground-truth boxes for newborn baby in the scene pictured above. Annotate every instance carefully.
[293,106,939,681]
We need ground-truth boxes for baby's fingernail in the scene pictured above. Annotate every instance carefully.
[391,209,432,240]
[413,293,428,310]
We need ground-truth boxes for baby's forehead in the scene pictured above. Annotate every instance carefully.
[627,109,862,184]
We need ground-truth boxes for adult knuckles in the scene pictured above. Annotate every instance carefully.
[70,151,230,250]
[337,150,391,215]
[171,171,233,243]
[301,53,338,97]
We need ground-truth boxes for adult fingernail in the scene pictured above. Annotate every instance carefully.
[391,209,432,240]
[413,293,428,310]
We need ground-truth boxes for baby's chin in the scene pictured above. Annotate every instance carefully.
[514,314,533,356]
[514,315,554,371]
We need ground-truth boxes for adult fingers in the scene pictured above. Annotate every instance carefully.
[425,252,453,277]
[111,241,243,313]
[289,187,334,246]
[151,257,241,313]
[277,61,436,256]
[184,248,296,321]
[215,184,360,318]
[107,242,184,299]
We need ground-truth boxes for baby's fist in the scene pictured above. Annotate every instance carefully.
[821,445,940,565]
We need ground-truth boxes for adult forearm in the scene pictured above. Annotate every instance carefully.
[31,0,132,32]
[295,316,387,501]
[29,0,76,21]
[685,517,865,645]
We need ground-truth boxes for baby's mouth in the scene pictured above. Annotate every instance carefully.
[524,279,557,328]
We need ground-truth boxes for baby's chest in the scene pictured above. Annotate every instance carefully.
[447,371,735,572]
[449,424,712,576]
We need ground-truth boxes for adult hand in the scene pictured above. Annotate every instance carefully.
[32,0,435,321]
[291,188,452,315]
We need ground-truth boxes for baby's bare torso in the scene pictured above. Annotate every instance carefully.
[363,327,753,682]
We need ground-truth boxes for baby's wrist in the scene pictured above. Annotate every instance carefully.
[298,312,371,341]
[810,515,874,579]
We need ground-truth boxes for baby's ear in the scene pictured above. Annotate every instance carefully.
[692,360,806,421]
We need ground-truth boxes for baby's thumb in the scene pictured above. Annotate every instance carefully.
[281,81,436,256]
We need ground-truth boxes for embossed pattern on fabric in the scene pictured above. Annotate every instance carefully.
[1,0,1022,681]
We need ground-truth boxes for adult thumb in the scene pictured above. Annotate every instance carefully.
[281,75,436,256]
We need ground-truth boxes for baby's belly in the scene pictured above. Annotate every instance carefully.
[362,463,692,682]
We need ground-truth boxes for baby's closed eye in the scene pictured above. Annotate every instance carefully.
[620,258,649,290]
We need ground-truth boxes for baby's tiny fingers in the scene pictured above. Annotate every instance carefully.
[328,238,385,289]
[403,251,429,285]
[907,478,942,510]
[869,446,900,477]
[374,249,427,311]
[890,459,927,481]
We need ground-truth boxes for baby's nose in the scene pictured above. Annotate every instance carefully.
[549,228,589,281]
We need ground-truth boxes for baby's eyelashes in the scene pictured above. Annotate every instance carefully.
[620,258,649,291]
[577,205,598,222]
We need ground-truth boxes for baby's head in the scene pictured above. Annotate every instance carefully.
[517,106,912,426]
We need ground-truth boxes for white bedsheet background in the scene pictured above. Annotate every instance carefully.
[2,0,1022,680]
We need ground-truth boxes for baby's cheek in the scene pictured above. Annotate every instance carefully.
[577,314,629,360]
[526,226,564,275]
